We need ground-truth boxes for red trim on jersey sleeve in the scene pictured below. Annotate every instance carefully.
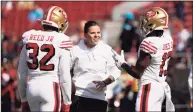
[143,41,157,50]
[140,40,157,54]
[59,40,72,48]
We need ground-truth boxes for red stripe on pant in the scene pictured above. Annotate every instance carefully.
[53,82,61,112]
[140,83,151,112]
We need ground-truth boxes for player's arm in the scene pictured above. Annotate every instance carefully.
[17,45,28,102]
[121,50,151,79]
[17,45,30,111]
[113,39,156,79]
[59,41,72,111]
[69,49,75,77]
[126,39,156,79]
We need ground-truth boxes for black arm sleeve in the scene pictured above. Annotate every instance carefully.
[121,63,140,79]
[121,50,151,79]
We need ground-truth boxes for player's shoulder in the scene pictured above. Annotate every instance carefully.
[21,29,36,45]
[142,36,161,43]
[162,31,173,42]
[53,33,70,41]
[141,37,161,47]
[58,33,72,49]
[140,37,161,54]
[142,37,162,47]
[22,29,35,37]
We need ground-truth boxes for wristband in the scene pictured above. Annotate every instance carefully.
[63,104,70,111]
[102,81,107,86]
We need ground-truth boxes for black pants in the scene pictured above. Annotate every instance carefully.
[70,95,107,112]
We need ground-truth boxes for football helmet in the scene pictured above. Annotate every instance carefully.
[140,7,168,36]
[41,6,68,33]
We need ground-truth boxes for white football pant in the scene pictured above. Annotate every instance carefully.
[135,82,166,111]
[26,78,61,111]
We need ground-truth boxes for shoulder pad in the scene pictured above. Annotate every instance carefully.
[21,30,34,45]
[56,33,72,49]
[140,38,158,54]
[59,40,73,49]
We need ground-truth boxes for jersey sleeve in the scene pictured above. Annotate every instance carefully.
[58,48,72,105]
[17,45,28,102]
[21,30,33,45]
[58,35,73,50]
[139,38,159,57]
[69,47,76,70]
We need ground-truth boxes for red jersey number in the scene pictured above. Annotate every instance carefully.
[26,43,55,71]
[159,51,172,77]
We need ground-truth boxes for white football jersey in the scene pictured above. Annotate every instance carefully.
[17,29,72,104]
[138,31,173,84]
[21,30,71,80]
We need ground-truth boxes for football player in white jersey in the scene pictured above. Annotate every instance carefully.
[17,6,72,112]
[113,7,175,111]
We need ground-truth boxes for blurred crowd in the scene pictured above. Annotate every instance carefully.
[1,1,192,112]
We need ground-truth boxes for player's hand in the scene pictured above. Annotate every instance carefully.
[92,81,106,91]
[61,104,70,112]
[21,102,30,112]
[112,50,126,69]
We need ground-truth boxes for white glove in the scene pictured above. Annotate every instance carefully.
[112,49,126,69]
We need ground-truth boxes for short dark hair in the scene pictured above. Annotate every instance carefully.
[84,21,99,34]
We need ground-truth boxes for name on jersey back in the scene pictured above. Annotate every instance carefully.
[29,34,54,42]
[163,42,173,50]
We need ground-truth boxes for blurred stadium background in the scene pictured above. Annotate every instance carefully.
[1,1,192,112]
